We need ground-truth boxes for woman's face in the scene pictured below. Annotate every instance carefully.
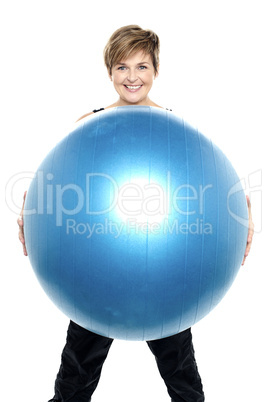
[110,51,158,106]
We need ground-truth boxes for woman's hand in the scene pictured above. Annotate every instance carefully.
[242,195,254,266]
[17,191,28,256]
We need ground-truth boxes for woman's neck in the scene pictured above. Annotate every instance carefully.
[106,98,163,109]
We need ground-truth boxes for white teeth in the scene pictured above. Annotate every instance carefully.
[126,85,141,89]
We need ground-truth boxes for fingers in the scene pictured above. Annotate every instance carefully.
[17,192,28,256]
[18,224,28,256]
[17,214,23,227]
[242,240,252,266]
[242,195,254,266]
[23,244,28,256]
[17,215,25,243]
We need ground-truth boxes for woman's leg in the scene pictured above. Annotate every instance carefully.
[51,321,113,402]
[147,328,204,402]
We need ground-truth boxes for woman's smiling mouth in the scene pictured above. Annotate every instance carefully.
[124,85,142,91]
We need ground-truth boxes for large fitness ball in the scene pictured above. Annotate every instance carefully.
[24,106,248,340]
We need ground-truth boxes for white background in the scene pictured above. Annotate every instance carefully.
[1,1,266,401]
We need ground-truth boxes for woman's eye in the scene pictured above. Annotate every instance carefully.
[139,66,147,70]
[118,66,126,71]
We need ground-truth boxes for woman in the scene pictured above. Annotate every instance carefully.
[18,25,253,402]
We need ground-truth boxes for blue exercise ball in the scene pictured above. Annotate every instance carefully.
[24,106,248,340]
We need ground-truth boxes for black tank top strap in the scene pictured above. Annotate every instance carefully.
[93,108,172,113]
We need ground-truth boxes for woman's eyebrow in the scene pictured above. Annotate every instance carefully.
[116,61,151,66]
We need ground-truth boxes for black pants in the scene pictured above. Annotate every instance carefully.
[52,321,204,402]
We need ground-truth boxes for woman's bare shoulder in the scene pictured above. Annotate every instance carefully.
[76,111,95,122]
[76,105,118,123]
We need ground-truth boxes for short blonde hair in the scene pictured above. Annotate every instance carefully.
[104,25,160,75]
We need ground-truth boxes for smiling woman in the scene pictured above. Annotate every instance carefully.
[17,23,254,402]
[18,24,211,402]
[76,25,162,123]
[103,25,161,108]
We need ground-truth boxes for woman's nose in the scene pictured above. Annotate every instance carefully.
[127,69,138,82]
